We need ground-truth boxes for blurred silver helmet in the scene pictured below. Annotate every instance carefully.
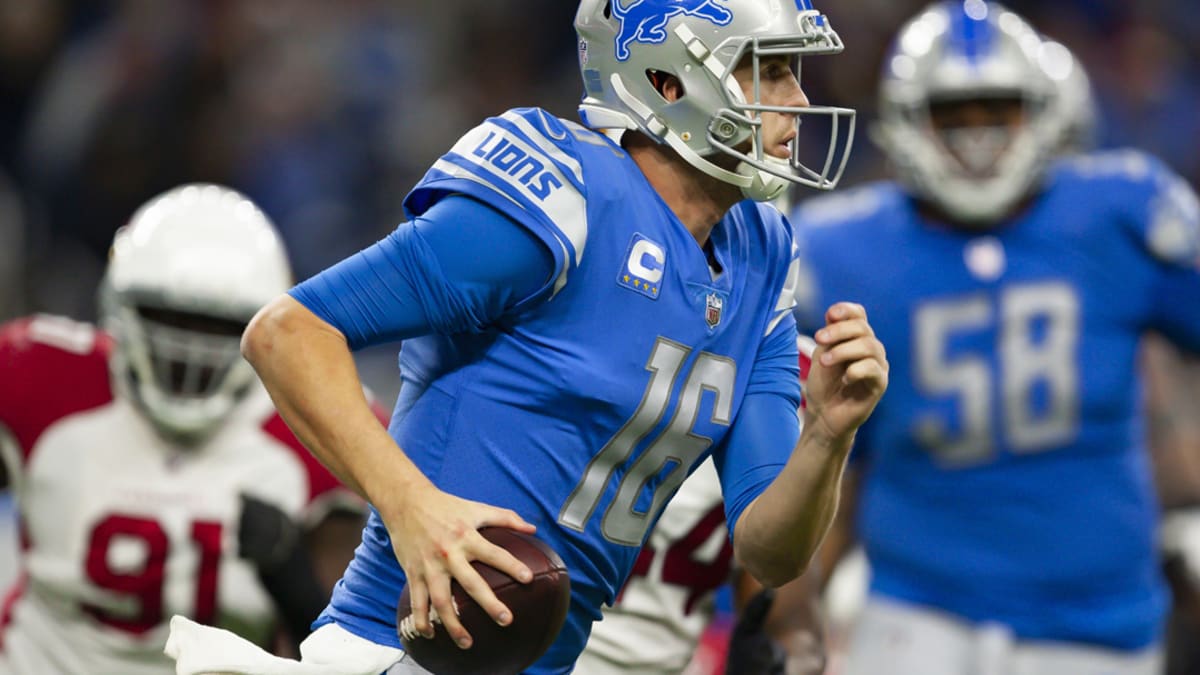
[1038,39,1097,154]
[874,0,1060,224]
[101,183,292,442]
[575,0,856,201]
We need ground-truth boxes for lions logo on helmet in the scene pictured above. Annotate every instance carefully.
[611,0,733,62]
[575,0,855,200]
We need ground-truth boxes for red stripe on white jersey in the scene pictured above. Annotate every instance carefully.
[0,317,114,463]
[258,399,385,508]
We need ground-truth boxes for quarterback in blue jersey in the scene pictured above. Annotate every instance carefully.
[791,3,1200,674]
[166,2,887,675]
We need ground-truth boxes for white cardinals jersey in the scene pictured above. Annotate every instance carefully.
[0,315,353,675]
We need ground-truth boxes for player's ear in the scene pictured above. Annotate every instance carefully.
[647,70,684,103]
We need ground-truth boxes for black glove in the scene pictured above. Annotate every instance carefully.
[725,588,787,675]
[238,494,302,571]
[238,494,326,648]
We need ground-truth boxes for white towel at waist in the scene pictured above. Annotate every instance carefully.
[165,615,404,675]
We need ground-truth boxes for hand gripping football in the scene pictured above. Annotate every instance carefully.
[397,527,571,675]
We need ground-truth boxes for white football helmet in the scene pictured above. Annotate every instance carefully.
[101,183,292,442]
[575,0,856,201]
[873,0,1062,224]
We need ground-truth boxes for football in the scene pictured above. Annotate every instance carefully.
[396,527,571,675]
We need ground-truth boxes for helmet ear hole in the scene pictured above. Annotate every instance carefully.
[646,69,684,102]
[602,1,611,20]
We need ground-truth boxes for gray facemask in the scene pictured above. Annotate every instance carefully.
[938,125,1016,178]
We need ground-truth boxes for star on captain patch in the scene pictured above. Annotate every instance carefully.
[705,292,724,329]
[618,233,665,299]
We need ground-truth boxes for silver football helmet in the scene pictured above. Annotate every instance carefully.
[873,0,1061,224]
[1038,39,1096,154]
[575,0,856,201]
[101,183,292,442]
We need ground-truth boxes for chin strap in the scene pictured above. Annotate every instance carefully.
[602,74,755,189]
[586,76,796,203]
[739,159,791,202]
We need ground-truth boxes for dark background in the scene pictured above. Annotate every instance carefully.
[0,0,1195,400]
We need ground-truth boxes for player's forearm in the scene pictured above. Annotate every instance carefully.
[814,466,859,589]
[1145,337,1200,507]
[242,296,432,506]
[733,420,854,588]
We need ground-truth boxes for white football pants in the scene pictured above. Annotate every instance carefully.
[841,596,1162,675]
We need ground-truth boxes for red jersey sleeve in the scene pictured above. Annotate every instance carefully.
[0,316,114,464]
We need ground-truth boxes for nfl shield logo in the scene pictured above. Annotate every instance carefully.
[705,292,724,329]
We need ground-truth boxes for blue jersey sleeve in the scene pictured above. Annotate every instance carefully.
[404,108,590,300]
[711,319,802,539]
[1152,265,1200,353]
[1134,157,1200,351]
[289,194,555,350]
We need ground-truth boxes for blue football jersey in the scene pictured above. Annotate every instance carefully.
[791,149,1200,650]
[318,108,801,673]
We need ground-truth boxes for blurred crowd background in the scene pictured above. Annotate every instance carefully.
[0,0,1197,401]
[0,0,1195,667]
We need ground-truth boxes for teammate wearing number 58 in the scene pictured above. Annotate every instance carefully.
[790,3,1200,673]
[172,2,887,674]
[0,185,367,674]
